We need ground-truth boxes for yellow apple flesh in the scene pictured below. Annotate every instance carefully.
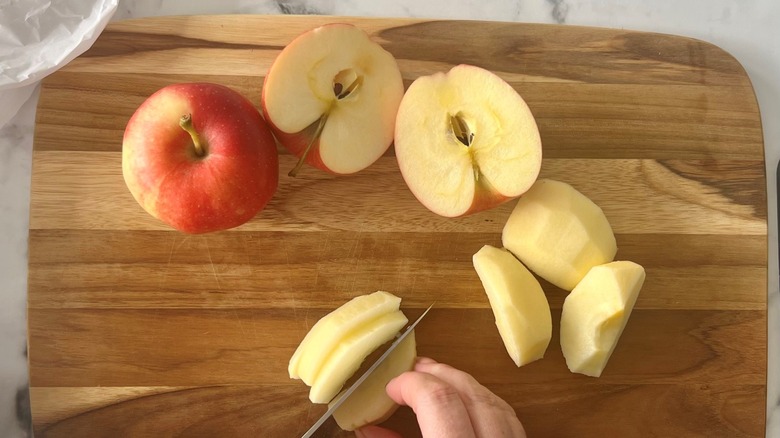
[330,331,416,431]
[394,64,542,217]
[288,291,401,383]
[502,179,617,291]
[262,23,404,176]
[472,245,552,367]
[308,310,408,403]
[560,261,646,377]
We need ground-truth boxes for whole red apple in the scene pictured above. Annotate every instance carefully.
[122,82,278,233]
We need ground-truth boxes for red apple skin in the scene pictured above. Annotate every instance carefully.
[122,83,278,234]
[396,153,514,218]
[466,184,512,217]
[259,91,331,173]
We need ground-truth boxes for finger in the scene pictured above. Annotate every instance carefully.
[386,371,477,438]
[415,356,437,365]
[413,362,515,414]
[414,362,526,438]
[355,425,403,438]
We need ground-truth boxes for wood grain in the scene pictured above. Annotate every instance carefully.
[28,230,766,311]
[29,153,766,235]
[28,15,767,437]
[30,383,765,438]
[28,309,765,387]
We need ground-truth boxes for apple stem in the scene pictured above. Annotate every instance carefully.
[179,114,206,157]
[289,114,328,177]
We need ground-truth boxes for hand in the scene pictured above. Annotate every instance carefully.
[355,357,526,438]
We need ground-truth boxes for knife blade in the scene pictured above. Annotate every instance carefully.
[301,303,434,438]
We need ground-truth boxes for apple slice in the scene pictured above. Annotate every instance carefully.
[502,179,617,291]
[309,310,408,403]
[560,261,646,377]
[472,245,552,367]
[330,331,417,431]
[262,23,404,176]
[289,291,401,383]
[394,64,542,217]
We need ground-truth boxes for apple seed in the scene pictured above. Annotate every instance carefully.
[449,112,474,147]
[333,68,363,100]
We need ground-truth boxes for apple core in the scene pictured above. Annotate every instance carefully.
[449,112,474,147]
[333,68,363,100]
[288,69,367,177]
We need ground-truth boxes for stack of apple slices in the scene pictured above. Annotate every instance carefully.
[289,291,417,431]
[473,179,646,377]
[329,332,417,431]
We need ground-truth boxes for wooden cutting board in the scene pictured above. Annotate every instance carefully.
[27,15,767,437]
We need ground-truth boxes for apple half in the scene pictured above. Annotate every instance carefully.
[502,179,617,291]
[262,23,404,176]
[394,64,542,217]
[289,291,401,384]
[330,331,417,431]
[560,261,646,377]
[472,245,552,367]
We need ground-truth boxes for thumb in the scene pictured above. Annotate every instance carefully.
[355,425,404,438]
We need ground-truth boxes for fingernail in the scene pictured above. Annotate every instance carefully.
[416,356,436,364]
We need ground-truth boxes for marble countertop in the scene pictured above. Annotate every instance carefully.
[1,0,777,436]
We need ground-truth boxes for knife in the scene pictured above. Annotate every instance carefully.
[301,303,434,438]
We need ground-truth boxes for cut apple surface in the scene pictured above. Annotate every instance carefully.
[560,261,646,377]
[394,64,542,217]
[502,179,617,291]
[308,310,408,403]
[262,23,404,176]
[472,245,552,367]
[289,291,401,383]
[330,331,417,431]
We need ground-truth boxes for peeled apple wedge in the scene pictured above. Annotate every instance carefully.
[309,310,408,403]
[472,245,552,367]
[502,179,617,291]
[560,261,646,377]
[331,331,417,431]
[288,291,401,384]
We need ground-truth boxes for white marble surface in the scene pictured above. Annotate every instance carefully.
[0,0,777,436]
